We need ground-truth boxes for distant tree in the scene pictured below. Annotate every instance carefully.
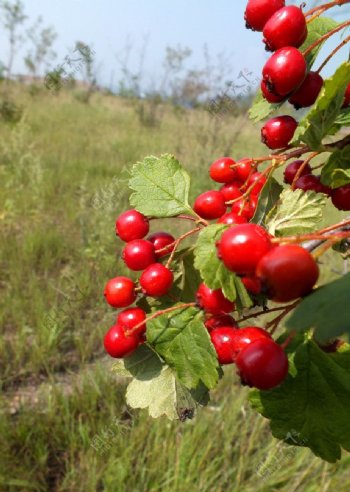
[74,41,98,103]
[0,0,27,80]
[25,17,57,78]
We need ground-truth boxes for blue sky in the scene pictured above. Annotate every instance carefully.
[0,0,348,92]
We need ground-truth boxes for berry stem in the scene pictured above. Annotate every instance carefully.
[291,152,320,190]
[165,226,202,268]
[266,301,300,335]
[303,20,350,58]
[281,331,297,350]
[316,34,350,74]
[236,303,297,324]
[305,0,350,21]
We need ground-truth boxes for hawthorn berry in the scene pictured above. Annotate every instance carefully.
[217,223,273,275]
[122,239,156,271]
[116,209,149,242]
[289,71,323,109]
[194,190,226,220]
[148,231,175,258]
[196,283,234,315]
[231,195,258,220]
[209,157,236,183]
[236,338,289,390]
[104,277,136,308]
[261,80,286,103]
[244,0,285,31]
[210,327,237,365]
[295,174,331,194]
[217,212,248,226]
[331,184,350,210]
[117,307,147,336]
[261,116,298,150]
[205,314,238,331]
[247,172,267,195]
[343,82,350,108]
[283,160,312,184]
[104,324,140,358]
[220,182,243,202]
[235,158,254,183]
[241,276,262,295]
[229,326,271,361]
[140,263,174,297]
[256,244,319,302]
[262,47,307,96]
[263,6,307,51]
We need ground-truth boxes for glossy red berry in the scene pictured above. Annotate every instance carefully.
[196,283,234,315]
[261,80,286,103]
[104,277,136,308]
[217,212,248,226]
[247,172,267,195]
[342,82,350,108]
[244,0,285,31]
[209,157,236,183]
[256,244,319,302]
[263,47,306,96]
[241,276,262,295]
[289,71,323,109]
[122,239,156,271]
[261,116,298,150]
[117,307,146,336]
[148,232,175,258]
[236,338,289,390]
[235,158,254,183]
[331,184,350,210]
[194,191,226,220]
[283,160,312,184]
[231,195,258,220]
[263,6,307,51]
[116,209,149,242]
[217,224,273,275]
[295,174,330,194]
[140,263,173,297]
[220,182,243,202]
[229,326,271,361]
[205,314,238,331]
[104,324,140,358]
[210,328,237,365]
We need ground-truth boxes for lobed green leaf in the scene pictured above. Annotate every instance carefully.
[321,147,350,188]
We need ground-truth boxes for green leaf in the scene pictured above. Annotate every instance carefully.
[129,154,192,217]
[300,17,338,70]
[146,306,220,389]
[334,107,350,127]
[266,188,326,237]
[293,62,350,149]
[251,177,283,226]
[248,90,282,123]
[249,338,350,462]
[286,273,350,342]
[179,249,202,302]
[233,276,253,312]
[321,147,350,188]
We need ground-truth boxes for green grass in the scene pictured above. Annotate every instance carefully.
[0,85,349,491]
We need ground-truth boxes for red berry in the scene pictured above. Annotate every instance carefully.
[104,324,140,358]
[230,326,271,361]
[295,174,330,194]
[263,6,307,51]
[263,47,306,96]
[231,195,258,220]
[220,182,243,202]
[261,116,298,150]
[104,277,136,308]
[205,314,238,331]
[289,71,323,109]
[247,172,267,195]
[241,276,262,295]
[256,244,319,302]
[209,157,236,183]
[342,82,350,108]
[116,209,149,242]
[331,184,350,210]
[196,283,234,315]
[210,327,237,365]
[261,80,286,103]
[194,191,226,220]
[148,232,175,258]
[236,338,289,390]
[117,307,146,336]
[217,212,248,226]
[244,0,285,31]
[235,158,254,183]
[122,239,156,271]
[217,224,273,275]
[140,263,173,297]
[283,160,312,184]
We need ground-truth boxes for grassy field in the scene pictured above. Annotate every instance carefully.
[1,85,349,491]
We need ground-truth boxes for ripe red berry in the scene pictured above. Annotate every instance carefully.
[104,324,140,358]
[236,338,289,390]
[196,283,234,315]
[295,174,330,194]
[247,172,267,195]
[331,184,350,210]
[261,80,286,103]
[263,6,307,51]
[229,326,271,361]
[217,223,273,275]
[261,116,298,150]
[209,157,236,183]
[210,327,237,365]
[194,191,226,220]
[263,47,306,96]
[122,239,156,271]
[235,158,254,183]
[342,82,350,108]
[147,232,175,258]
[289,71,323,109]
[217,212,248,226]
[244,0,285,31]
[104,277,136,308]
[117,307,147,336]
[140,263,173,297]
[205,314,238,331]
[116,209,149,242]
[256,244,319,302]
[284,160,312,184]
[220,182,243,202]
[241,276,262,295]
[231,195,258,220]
